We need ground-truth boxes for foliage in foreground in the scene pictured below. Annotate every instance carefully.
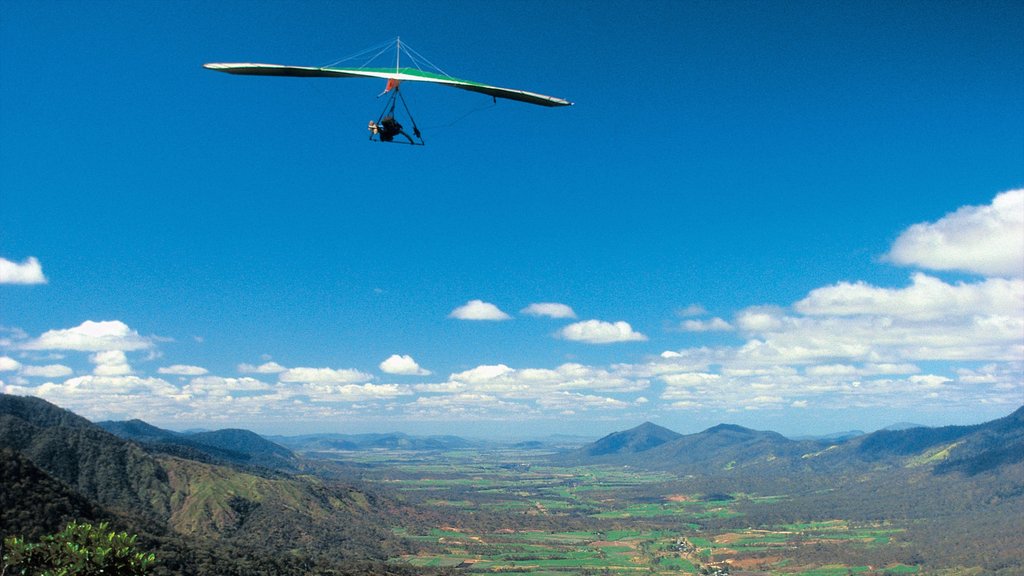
[2,521,155,576]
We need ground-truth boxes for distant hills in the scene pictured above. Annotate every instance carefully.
[578,421,682,456]
[562,407,1024,481]
[268,431,478,453]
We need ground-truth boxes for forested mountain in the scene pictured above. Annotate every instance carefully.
[1,394,421,575]
[0,447,103,540]
[1,395,173,521]
[99,420,299,472]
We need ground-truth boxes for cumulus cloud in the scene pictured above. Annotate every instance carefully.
[448,299,512,321]
[681,317,733,332]
[521,302,577,319]
[886,189,1024,277]
[238,361,287,374]
[90,350,132,376]
[536,391,630,411]
[557,320,647,344]
[279,366,374,384]
[296,382,409,402]
[0,356,22,372]
[0,256,47,285]
[183,376,273,396]
[23,320,153,352]
[21,364,74,378]
[731,275,1024,364]
[426,362,648,397]
[7,375,179,400]
[159,364,209,376]
[795,273,1022,320]
[736,307,786,332]
[380,354,431,376]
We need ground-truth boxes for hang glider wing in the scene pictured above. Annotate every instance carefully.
[203,63,573,107]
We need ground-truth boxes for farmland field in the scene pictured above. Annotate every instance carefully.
[317,448,921,575]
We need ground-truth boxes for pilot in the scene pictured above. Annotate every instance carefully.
[372,116,414,144]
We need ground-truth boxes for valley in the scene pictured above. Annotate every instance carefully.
[313,448,921,575]
[3,394,1022,575]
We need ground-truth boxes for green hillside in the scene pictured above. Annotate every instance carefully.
[0,394,418,575]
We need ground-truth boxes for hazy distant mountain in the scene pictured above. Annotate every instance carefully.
[789,430,865,442]
[577,421,682,457]
[271,431,477,453]
[565,407,1024,482]
[561,421,807,474]
[882,422,926,431]
[640,423,811,474]
[511,440,546,449]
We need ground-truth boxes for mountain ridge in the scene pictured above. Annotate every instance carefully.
[562,405,1024,480]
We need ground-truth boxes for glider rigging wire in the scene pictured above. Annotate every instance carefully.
[204,37,572,145]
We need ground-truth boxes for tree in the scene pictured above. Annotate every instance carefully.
[2,521,155,575]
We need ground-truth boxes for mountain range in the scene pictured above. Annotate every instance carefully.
[3,392,1022,574]
[564,407,1024,478]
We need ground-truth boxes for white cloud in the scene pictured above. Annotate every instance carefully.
[428,362,648,399]
[699,272,1024,368]
[296,382,410,402]
[379,354,431,376]
[558,320,647,344]
[238,361,287,374]
[23,320,153,352]
[521,302,577,319]
[448,299,512,321]
[90,350,132,376]
[158,364,209,376]
[183,376,273,396]
[449,364,515,384]
[795,273,1022,320]
[537,391,630,411]
[20,364,73,378]
[863,363,920,375]
[0,256,47,285]
[279,366,374,384]
[736,307,786,332]
[681,317,733,332]
[12,375,179,398]
[0,356,22,372]
[886,189,1024,278]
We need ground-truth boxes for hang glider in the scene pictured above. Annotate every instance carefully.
[204,38,572,145]
[202,63,573,108]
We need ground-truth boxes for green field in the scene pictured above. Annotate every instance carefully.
[322,449,921,575]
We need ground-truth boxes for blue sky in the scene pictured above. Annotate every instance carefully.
[2,0,1022,438]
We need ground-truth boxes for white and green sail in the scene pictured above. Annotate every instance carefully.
[203,62,573,107]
